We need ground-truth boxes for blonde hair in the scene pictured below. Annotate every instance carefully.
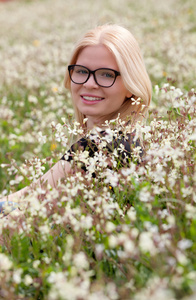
[64,24,152,129]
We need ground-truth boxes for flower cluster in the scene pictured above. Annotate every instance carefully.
[0,0,196,299]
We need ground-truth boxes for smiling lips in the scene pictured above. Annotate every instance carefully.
[81,95,104,103]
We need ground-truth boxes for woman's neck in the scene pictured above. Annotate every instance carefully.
[86,111,119,130]
[86,116,104,130]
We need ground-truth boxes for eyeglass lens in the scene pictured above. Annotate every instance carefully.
[69,65,117,87]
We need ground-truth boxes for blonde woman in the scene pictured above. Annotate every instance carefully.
[0,24,151,212]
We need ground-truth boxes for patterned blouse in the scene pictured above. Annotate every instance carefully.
[61,130,143,170]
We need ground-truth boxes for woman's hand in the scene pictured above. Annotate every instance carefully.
[0,160,72,220]
[0,207,25,246]
[0,200,19,215]
[0,186,29,203]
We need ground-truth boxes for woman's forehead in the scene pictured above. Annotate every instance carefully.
[76,45,119,70]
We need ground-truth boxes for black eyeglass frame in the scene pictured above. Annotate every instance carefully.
[68,64,121,88]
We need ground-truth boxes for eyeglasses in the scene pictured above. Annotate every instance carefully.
[68,64,121,88]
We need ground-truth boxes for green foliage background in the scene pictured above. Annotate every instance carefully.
[0,0,196,299]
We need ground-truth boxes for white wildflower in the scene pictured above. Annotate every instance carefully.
[144,221,158,233]
[131,228,139,239]
[124,239,135,253]
[109,235,118,248]
[83,117,88,124]
[155,85,159,94]
[134,276,175,300]
[28,95,38,104]
[187,271,196,280]
[80,215,93,229]
[178,239,193,250]
[189,129,196,140]
[24,274,33,286]
[121,163,136,177]
[37,131,47,144]
[39,224,50,234]
[95,244,104,259]
[152,163,166,184]
[139,232,157,255]
[105,221,116,233]
[13,268,23,284]
[176,250,188,265]
[131,97,141,105]
[181,186,193,198]
[73,252,89,270]
[127,207,136,221]
[139,187,152,202]
[106,282,118,300]
[33,260,40,268]
[185,204,196,219]
[43,257,51,264]
[166,215,175,226]
[104,169,119,187]
[0,253,13,271]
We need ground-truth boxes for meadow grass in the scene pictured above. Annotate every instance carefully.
[0,0,196,299]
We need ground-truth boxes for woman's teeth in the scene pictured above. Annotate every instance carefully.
[82,96,103,101]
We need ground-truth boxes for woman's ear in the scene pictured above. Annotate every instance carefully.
[126,91,133,99]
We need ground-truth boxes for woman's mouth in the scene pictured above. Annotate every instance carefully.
[81,95,104,103]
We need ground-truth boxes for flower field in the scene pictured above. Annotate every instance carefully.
[0,0,196,299]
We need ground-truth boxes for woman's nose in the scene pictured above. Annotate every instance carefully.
[83,74,99,88]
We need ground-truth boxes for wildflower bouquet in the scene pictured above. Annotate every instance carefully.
[0,85,196,299]
[0,0,196,299]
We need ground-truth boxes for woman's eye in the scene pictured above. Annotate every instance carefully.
[100,71,115,78]
[75,68,88,74]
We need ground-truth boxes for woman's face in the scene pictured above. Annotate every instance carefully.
[70,44,132,127]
